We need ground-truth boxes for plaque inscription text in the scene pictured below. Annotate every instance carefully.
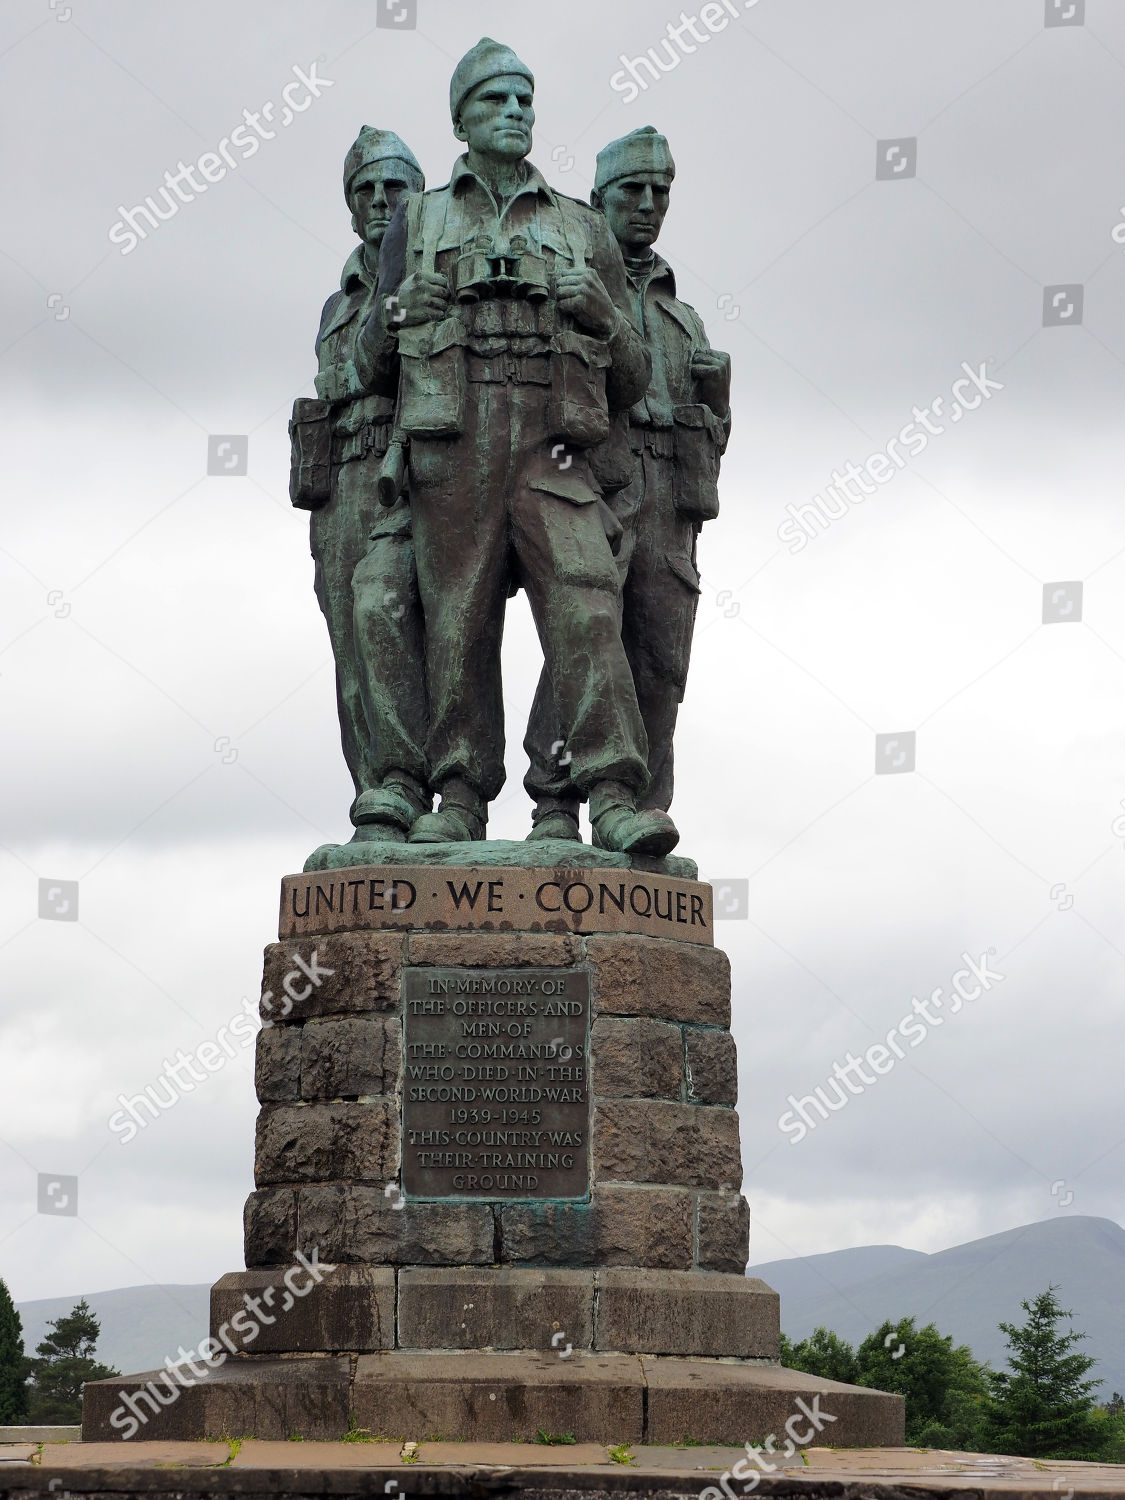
[401,967,591,1201]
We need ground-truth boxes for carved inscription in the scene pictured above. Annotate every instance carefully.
[401,967,590,1201]
[278,866,714,945]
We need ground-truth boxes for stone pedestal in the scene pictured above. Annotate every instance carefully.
[84,860,904,1447]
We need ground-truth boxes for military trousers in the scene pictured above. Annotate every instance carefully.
[310,448,425,811]
[405,378,650,804]
[524,438,701,813]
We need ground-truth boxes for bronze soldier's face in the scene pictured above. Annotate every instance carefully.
[600,173,671,254]
[349,171,410,248]
[456,74,534,162]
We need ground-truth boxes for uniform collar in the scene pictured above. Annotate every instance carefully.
[340,243,377,294]
[449,154,557,208]
[623,248,676,296]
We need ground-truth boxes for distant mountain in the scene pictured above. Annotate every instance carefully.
[752,1215,1125,1398]
[17,1283,210,1375]
[15,1215,1125,1390]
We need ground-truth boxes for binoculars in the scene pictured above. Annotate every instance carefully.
[454,233,550,302]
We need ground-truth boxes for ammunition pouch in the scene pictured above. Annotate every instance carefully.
[548,330,610,449]
[588,412,636,497]
[288,396,332,510]
[397,317,467,438]
[671,402,726,521]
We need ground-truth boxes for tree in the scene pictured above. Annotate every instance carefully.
[781,1326,859,1385]
[855,1316,988,1449]
[27,1300,119,1424]
[980,1287,1108,1460]
[0,1278,29,1422]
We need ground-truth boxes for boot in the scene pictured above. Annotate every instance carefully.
[526,795,582,843]
[589,779,679,858]
[409,778,488,844]
[351,773,430,843]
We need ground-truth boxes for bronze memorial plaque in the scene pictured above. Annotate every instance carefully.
[401,967,591,1201]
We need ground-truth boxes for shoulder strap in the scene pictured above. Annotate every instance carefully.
[419,190,451,275]
[555,197,588,270]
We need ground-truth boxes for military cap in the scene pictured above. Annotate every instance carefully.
[594,126,676,192]
[343,126,423,202]
[449,37,534,123]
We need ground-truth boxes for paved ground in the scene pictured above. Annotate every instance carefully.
[0,1440,1123,1494]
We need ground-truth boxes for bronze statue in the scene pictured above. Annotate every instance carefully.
[300,51,730,867]
[289,128,431,843]
[354,40,680,857]
[524,127,730,836]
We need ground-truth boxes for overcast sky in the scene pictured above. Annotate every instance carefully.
[2,0,1125,1332]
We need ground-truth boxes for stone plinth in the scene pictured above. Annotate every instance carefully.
[84,862,904,1448]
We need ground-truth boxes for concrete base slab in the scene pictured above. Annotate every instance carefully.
[83,1349,903,1447]
[7,1440,1125,1496]
[0,1426,80,1444]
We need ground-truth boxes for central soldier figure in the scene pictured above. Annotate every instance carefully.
[355,38,679,857]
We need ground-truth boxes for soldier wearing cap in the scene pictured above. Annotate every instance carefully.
[524,126,731,835]
[290,127,432,842]
[355,40,680,856]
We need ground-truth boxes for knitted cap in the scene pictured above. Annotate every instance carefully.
[343,126,423,201]
[594,126,676,192]
[449,37,534,122]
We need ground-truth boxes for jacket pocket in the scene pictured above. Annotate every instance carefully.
[548,330,611,449]
[398,316,466,437]
[671,402,726,521]
[288,396,333,510]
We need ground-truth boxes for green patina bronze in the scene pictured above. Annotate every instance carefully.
[291,45,730,873]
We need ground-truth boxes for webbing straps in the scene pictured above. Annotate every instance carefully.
[418,190,451,275]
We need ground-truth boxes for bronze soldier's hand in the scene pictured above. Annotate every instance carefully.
[691,349,731,415]
[387,271,451,327]
[555,268,618,339]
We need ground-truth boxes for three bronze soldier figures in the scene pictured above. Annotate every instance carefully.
[291,39,730,860]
